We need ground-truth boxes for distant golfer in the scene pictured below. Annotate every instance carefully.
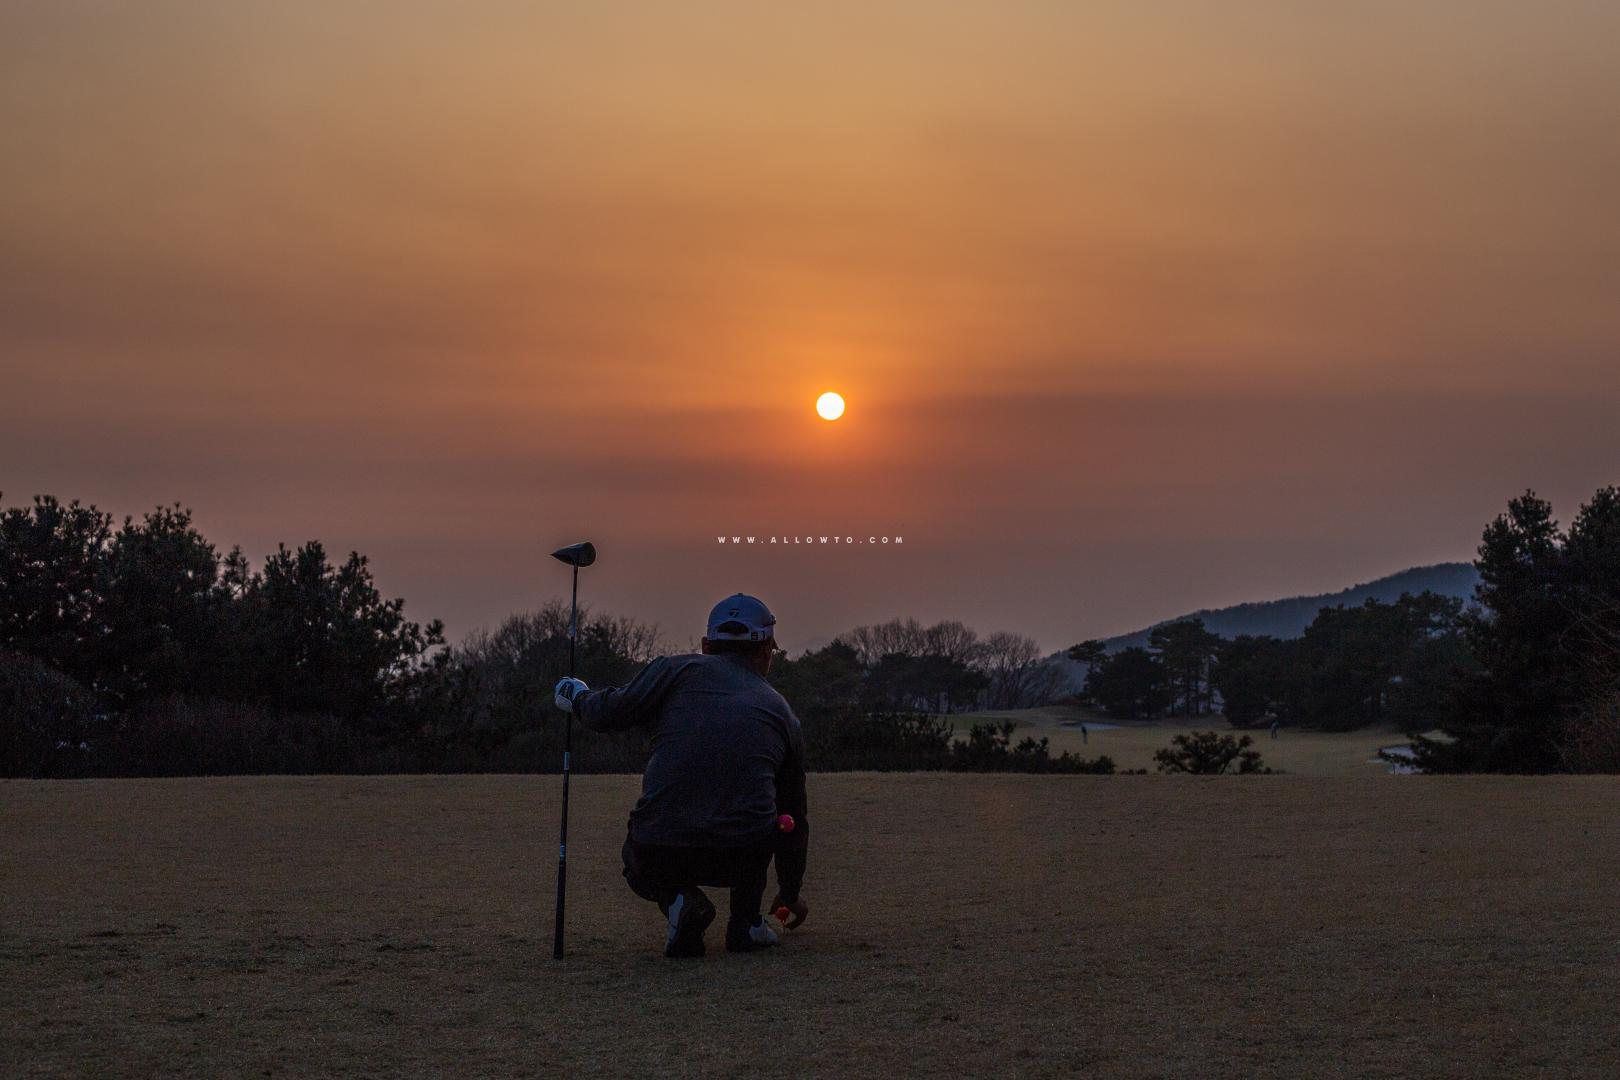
[553,593,810,958]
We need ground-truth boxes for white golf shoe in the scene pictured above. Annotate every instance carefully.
[725,915,780,953]
[664,888,715,959]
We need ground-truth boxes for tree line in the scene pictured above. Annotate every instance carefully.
[4,484,1619,775]
[1072,590,1471,733]
[0,498,450,777]
[768,617,1066,718]
[1067,486,1620,773]
[0,495,1088,777]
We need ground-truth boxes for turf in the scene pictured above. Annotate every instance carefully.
[4,774,1618,1078]
[951,705,1410,774]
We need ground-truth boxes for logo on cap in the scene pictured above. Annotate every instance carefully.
[707,593,776,641]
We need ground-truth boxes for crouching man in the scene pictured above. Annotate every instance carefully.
[553,593,810,958]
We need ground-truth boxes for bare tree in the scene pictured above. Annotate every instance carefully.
[924,620,983,668]
[457,602,664,731]
[591,613,663,666]
[978,631,1066,710]
[846,617,928,667]
[459,599,570,672]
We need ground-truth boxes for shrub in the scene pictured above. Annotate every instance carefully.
[1559,690,1620,773]
[0,651,100,777]
[801,711,954,771]
[950,721,1115,774]
[1153,730,1272,774]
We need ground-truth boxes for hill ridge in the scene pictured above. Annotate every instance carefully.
[1047,562,1480,687]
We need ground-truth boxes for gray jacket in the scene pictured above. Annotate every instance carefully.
[575,652,809,901]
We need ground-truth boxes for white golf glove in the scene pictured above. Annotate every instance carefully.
[554,677,589,712]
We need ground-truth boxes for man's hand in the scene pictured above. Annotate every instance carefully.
[771,894,809,930]
[553,677,589,712]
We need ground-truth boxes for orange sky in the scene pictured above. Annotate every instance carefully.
[4,3,1619,650]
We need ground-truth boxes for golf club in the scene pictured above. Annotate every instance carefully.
[550,540,595,960]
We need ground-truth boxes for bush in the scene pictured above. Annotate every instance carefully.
[1154,731,1271,774]
[104,700,367,776]
[1559,690,1620,773]
[0,651,100,777]
[950,721,1115,774]
[801,711,954,771]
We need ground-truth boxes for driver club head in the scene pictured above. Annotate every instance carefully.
[550,541,596,568]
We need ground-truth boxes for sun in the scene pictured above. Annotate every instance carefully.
[815,391,846,421]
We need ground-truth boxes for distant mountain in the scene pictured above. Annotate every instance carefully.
[1046,562,1480,691]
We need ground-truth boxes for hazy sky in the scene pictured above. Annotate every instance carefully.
[4,2,1619,651]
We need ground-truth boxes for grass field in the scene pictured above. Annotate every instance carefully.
[951,705,1410,775]
[5,773,1618,1078]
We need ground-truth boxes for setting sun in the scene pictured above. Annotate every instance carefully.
[816,392,846,421]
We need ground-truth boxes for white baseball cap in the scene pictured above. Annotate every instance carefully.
[706,593,777,642]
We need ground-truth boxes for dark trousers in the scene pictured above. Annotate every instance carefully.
[622,833,774,927]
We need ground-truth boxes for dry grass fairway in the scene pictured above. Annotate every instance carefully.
[952,706,1408,775]
[4,774,1618,1078]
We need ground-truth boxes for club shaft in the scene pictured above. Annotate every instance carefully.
[567,564,578,676]
[553,563,578,960]
[552,765,568,958]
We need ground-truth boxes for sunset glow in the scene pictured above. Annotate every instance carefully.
[2,3,1618,649]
